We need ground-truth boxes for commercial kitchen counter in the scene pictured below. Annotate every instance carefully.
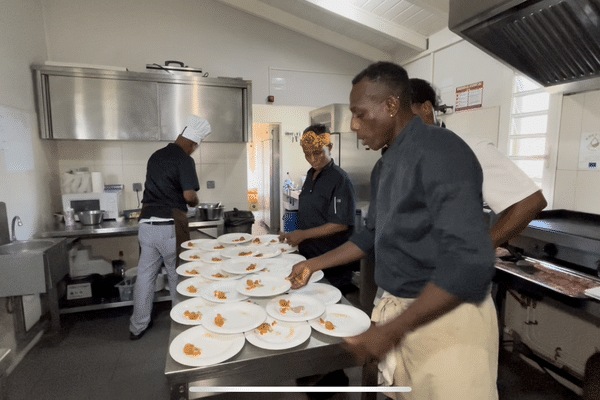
[40,216,225,239]
[165,292,377,400]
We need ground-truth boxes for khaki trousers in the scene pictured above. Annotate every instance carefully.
[372,292,499,400]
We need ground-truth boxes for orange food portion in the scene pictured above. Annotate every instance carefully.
[190,255,200,260]
[257,322,272,335]
[187,242,194,247]
[238,251,252,257]
[214,245,225,250]
[246,279,262,291]
[183,343,201,357]
[212,273,227,278]
[186,269,199,275]
[214,290,227,300]
[246,263,257,271]
[233,236,246,242]
[253,238,261,244]
[187,286,197,294]
[254,253,264,258]
[214,313,225,327]
[324,321,335,331]
[183,311,201,321]
[270,239,278,244]
[212,257,222,262]
[279,299,290,308]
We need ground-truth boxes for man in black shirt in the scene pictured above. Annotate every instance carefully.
[129,115,210,340]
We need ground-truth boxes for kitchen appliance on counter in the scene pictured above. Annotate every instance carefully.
[62,184,124,220]
[497,210,600,393]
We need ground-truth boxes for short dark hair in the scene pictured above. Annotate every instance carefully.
[303,123,330,135]
[352,61,411,108]
[410,78,439,108]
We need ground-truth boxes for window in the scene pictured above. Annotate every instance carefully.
[508,75,550,188]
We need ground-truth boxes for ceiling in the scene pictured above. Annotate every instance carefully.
[215,0,450,61]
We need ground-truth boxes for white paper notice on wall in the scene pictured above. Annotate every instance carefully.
[0,105,34,172]
[578,132,600,170]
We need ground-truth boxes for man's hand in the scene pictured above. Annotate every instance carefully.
[279,230,306,247]
[343,324,405,364]
[286,260,313,289]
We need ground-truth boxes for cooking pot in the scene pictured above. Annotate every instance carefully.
[196,203,224,221]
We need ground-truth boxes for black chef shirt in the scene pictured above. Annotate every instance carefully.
[140,143,200,219]
[298,159,355,259]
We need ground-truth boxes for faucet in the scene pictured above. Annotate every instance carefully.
[11,216,22,242]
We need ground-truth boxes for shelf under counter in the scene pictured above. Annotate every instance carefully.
[59,290,172,314]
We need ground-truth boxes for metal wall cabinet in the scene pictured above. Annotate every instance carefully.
[32,65,252,142]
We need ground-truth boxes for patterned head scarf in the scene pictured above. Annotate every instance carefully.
[300,131,331,152]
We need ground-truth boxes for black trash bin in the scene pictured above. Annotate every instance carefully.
[224,208,255,234]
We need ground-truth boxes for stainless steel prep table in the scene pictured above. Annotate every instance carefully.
[165,293,377,400]
[40,216,225,239]
[38,217,225,327]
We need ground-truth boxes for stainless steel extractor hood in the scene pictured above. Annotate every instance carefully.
[449,0,600,94]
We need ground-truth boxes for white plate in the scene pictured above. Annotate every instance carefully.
[222,258,268,275]
[266,294,325,322]
[235,274,291,297]
[199,251,227,264]
[170,297,216,325]
[292,283,342,305]
[176,277,213,297]
[176,261,210,277]
[197,239,233,252]
[250,245,281,259]
[180,239,212,250]
[250,235,281,246]
[278,253,307,264]
[179,249,206,262]
[169,325,245,367]
[200,281,249,303]
[257,259,294,277]
[269,243,298,254]
[221,246,260,259]
[200,265,244,281]
[244,317,311,350]
[202,302,267,334]
[308,304,371,338]
[217,233,254,245]
[309,270,325,283]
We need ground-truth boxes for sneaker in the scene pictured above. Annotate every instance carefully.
[130,320,153,341]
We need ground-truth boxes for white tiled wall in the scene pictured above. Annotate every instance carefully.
[555,91,600,214]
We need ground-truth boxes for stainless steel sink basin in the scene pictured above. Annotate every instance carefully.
[0,239,56,255]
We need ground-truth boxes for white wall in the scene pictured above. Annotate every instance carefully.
[0,0,50,371]
[399,28,600,215]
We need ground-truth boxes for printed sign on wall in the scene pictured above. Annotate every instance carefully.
[455,82,484,112]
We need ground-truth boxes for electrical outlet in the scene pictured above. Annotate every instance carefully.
[207,181,215,189]
[133,183,142,191]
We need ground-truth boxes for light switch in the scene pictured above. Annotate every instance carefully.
[207,181,215,189]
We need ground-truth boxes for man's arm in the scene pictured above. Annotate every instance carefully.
[183,190,199,207]
[344,282,462,361]
[279,223,349,247]
[491,190,547,248]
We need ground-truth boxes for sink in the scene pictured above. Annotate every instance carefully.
[0,239,56,255]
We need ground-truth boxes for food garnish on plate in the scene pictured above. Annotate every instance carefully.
[319,318,335,331]
[246,279,263,291]
[190,254,200,260]
[238,251,252,257]
[214,245,225,250]
[187,286,197,294]
[214,290,227,300]
[214,313,226,327]
[257,322,273,335]
[246,263,258,271]
[212,257,223,262]
[184,311,201,320]
[254,253,264,258]
[233,236,247,243]
[186,269,199,275]
[253,238,261,244]
[183,343,202,357]
[212,273,228,279]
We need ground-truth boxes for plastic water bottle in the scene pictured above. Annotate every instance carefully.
[64,208,75,227]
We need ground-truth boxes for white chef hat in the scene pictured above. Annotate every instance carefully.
[182,115,211,143]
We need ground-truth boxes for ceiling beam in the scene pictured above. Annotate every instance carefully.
[302,0,428,51]
[214,0,392,61]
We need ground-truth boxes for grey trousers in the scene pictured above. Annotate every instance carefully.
[129,223,179,335]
